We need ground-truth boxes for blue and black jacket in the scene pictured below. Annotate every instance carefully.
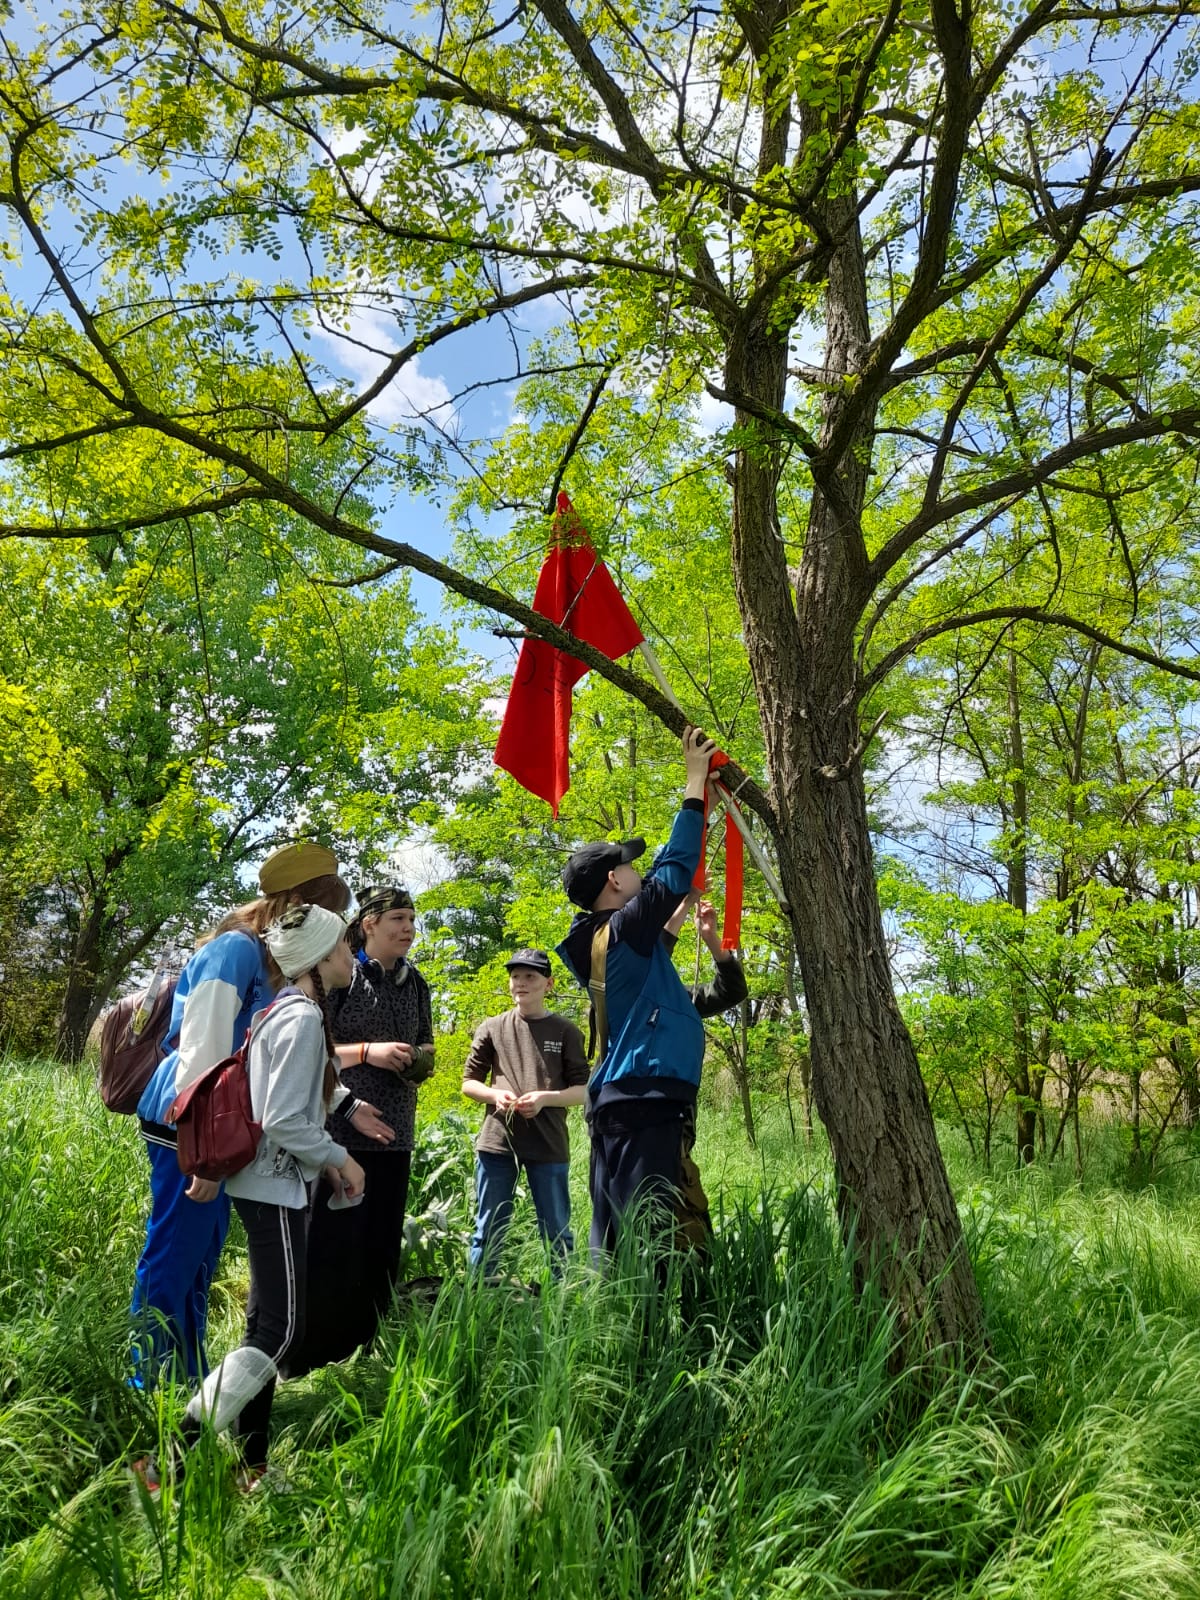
[557,802,747,1112]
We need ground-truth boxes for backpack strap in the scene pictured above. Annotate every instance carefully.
[587,920,612,1063]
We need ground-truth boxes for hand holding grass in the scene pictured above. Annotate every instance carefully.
[326,1154,366,1200]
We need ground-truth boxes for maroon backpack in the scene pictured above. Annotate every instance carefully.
[167,1002,278,1181]
[97,965,178,1114]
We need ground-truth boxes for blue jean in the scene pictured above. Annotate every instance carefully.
[468,1151,573,1273]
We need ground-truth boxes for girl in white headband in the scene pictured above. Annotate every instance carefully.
[151,904,367,1491]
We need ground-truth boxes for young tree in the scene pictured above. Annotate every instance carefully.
[885,620,1200,1177]
[6,0,1200,1345]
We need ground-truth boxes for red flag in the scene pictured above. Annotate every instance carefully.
[495,493,644,813]
[692,749,744,949]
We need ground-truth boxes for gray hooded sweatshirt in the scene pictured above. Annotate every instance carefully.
[225,990,350,1208]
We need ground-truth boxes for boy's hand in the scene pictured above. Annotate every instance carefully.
[683,726,718,800]
[665,888,701,939]
[492,1087,519,1114]
[695,900,719,943]
[514,1090,550,1119]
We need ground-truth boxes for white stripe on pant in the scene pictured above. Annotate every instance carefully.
[185,1199,307,1456]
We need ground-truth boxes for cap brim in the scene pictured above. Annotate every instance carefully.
[616,838,646,865]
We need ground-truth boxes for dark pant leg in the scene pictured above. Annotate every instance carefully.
[358,1149,412,1339]
[284,1173,369,1375]
[588,1102,687,1264]
[288,1151,411,1373]
[674,1104,712,1250]
[231,1199,307,1467]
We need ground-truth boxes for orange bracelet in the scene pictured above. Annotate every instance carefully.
[360,1042,367,1065]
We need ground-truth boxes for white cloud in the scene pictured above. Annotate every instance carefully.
[385,832,451,894]
[696,385,733,435]
[314,304,456,428]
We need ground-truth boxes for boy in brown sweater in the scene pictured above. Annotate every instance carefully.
[462,949,589,1274]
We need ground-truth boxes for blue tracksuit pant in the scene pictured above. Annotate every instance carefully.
[129,1134,230,1384]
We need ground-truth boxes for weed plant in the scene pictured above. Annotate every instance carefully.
[2,1056,1200,1597]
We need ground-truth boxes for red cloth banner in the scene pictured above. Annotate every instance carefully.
[494,493,644,814]
[720,803,743,950]
[692,750,744,949]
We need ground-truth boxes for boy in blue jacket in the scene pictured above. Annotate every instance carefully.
[557,727,747,1259]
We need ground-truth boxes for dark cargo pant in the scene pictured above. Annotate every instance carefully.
[588,1099,711,1262]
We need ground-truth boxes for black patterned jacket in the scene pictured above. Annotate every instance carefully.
[327,952,434,1154]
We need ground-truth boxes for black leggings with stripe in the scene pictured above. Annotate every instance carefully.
[230,1198,307,1466]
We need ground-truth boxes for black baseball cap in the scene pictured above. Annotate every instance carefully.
[562,838,646,909]
[504,948,553,976]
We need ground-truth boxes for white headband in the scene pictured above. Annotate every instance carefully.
[265,904,347,981]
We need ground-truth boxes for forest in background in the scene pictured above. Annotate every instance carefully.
[5,354,1200,1186]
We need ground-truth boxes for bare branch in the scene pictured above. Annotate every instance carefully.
[870,408,1200,582]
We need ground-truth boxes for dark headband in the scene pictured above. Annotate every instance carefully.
[357,885,415,919]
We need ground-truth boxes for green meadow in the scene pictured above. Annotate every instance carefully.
[3,1057,1200,1600]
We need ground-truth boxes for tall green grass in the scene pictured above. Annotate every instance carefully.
[3,1056,1200,1597]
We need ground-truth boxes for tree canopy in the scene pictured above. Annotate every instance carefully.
[0,402,483,1053]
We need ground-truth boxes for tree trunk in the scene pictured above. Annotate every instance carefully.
[1006,649,1037,1166]
[736,994,756,1146]
[776,726,984,1348]
[1128,1066,1144,1181]
[723,181,985,1349]
[56,893,111,1060]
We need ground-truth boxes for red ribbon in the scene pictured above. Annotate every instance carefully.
[721,804,743,951]
[692,750,744,951]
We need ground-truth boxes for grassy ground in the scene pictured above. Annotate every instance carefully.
[2,1055,1200,1597]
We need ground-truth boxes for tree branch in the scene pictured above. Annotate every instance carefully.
[859,605,1200,702]
[869,407,1200,581]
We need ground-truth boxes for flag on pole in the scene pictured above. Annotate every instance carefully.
[494,493,644,814]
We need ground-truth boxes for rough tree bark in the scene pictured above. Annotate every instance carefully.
[725,156,984,1339]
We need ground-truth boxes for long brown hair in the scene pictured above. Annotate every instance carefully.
[203,874,353,988]
[307,965,341,1106]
